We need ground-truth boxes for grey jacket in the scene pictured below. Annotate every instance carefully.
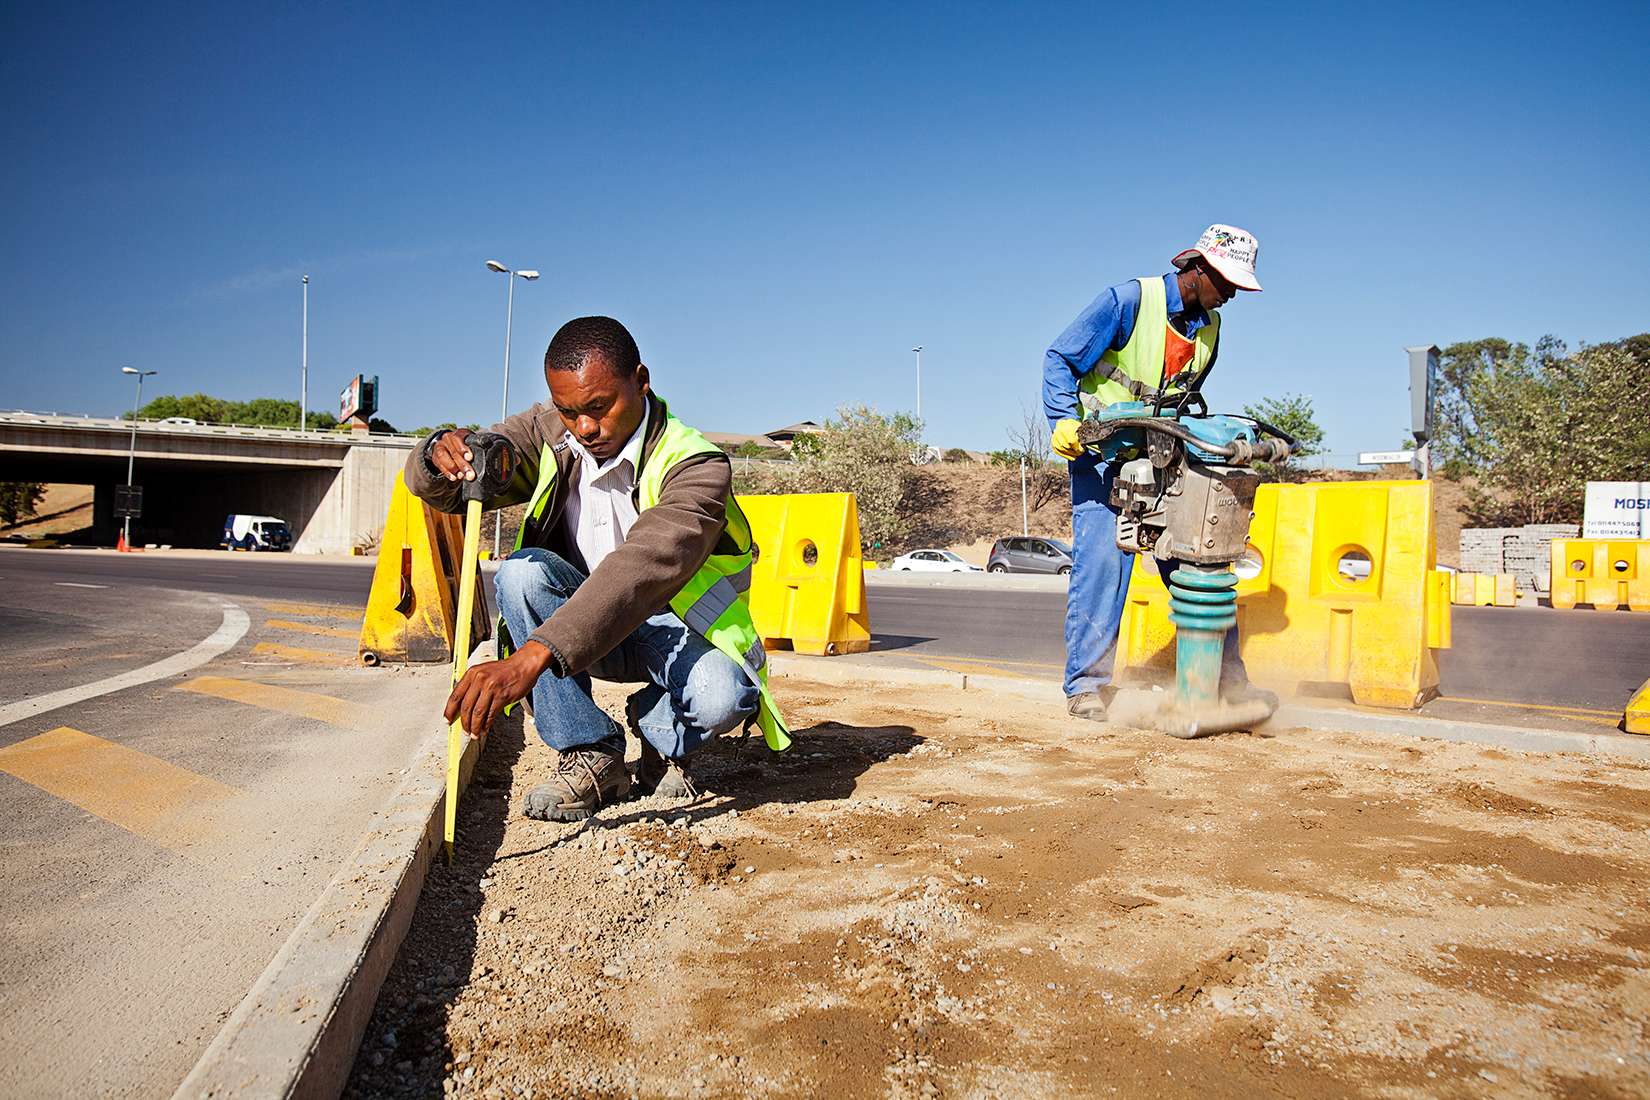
[404,393,736,675]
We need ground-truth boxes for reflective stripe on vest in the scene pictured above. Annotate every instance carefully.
[1078,277,1219,414]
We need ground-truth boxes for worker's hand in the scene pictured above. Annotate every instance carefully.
[429,428,477,482]
[1051,418,1084,461]
[444,642,553,736]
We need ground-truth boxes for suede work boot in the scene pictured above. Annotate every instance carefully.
[625,689,699,801]
[635,739,698,801]
[522,743,631,822]
[1067,691,1108,723]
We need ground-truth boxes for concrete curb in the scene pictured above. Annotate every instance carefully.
[769,654,1650,762]
[174,712,488,1098]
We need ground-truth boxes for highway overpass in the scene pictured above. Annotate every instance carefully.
[0,411,415,551]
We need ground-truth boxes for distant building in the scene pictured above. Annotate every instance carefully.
[703,431,780,454]
[764,420,822,451]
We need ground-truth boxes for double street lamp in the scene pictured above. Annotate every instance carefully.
[485,260,540,555]
[120,366,158,548]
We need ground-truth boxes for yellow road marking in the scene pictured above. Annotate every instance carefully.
[265,618,356,639]
[177,676,372,728]
[915,655,1029,677]
[1445,696,1622,719]
[251,641,355,667]
[260,600,360,621]
[0,726,242,852]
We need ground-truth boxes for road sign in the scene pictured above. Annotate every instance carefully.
[114,485,143,519]
[1406,345,1438,443]
[1358,450,1416,465]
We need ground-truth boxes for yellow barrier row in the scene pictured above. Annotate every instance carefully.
[1118,480,1452,709]
[742,492,871,656]
[1451,572,1516,607]
[358,473,490,665]
[1550,539,1650,612]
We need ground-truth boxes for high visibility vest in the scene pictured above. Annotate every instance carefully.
[508,404,792,753]
[1077,276,1220,412]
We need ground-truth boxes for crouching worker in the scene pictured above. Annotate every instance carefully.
[406,316,790,821]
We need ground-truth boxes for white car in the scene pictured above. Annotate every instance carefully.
[890,549,983,573]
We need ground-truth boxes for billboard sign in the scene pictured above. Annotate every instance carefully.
[1406,345,1438,443]
[338,374,380,422]
[1583,481,1650,538]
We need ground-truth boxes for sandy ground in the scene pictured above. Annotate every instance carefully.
[345,677,1650,1099]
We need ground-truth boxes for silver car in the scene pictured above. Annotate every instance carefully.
[987,536,1073,575]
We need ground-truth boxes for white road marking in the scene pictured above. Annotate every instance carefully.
[0,602,250,729]
[54,582,109,589]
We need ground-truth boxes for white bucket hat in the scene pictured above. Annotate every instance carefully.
[1172,224,1262,292]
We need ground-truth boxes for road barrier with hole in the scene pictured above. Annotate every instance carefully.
[358,473,490,665]
[740,492,871,656]
[1117,480,1452,708]
[1451,572,1516,607]
[1549,539,1650,612]
[1626,676,1650,735]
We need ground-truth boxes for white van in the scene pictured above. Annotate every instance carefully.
[222,514,293,551]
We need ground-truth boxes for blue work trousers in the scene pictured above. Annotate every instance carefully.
[494,548,759,759]
[1064,462,1247,698]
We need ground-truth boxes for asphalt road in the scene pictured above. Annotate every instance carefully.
[0,547,443,1096]
[864,576,1650,725]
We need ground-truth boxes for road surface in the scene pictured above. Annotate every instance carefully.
[0,547,443,1096]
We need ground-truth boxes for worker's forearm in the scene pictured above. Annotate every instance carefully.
[1042,348,1082,429]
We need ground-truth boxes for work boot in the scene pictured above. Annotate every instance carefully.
[1220,682,1280,712]
[625,691,699,800]
[1067,691,1109,723]
[522,742,631,822]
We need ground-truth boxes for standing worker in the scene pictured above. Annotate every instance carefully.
[1043,225,1274,721]
[408,316,790,819]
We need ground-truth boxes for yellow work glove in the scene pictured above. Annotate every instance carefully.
[1051,417,1084,460]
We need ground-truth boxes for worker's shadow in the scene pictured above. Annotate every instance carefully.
[343,705,531,1100]
[344,712,920,1098]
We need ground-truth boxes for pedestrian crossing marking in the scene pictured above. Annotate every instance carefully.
[259,601,360,621]
[0,726,242,852]
[177,676,372,727]
[265,618,357,639]
[251,641,356,667]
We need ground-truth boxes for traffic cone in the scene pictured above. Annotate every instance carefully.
[116,532,127,552]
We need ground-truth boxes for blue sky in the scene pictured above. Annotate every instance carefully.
[2,2,1646,459]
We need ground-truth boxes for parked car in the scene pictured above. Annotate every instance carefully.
[987,536,1073,575]
[222,514,292,551]
[160,416,199,425]
[890,549,983,573]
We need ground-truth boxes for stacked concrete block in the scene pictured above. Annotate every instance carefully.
[1458,524,1579,593]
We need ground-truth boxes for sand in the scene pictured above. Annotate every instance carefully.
[345,676,1650,1099]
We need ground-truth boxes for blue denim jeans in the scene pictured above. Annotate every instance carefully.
[1064,460,1247,697]
[494,548,760,759]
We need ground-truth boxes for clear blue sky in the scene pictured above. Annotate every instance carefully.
[3,2,1645,459]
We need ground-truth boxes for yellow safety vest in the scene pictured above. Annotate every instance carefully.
[1078,276,1220,412]
[507,403,792,753]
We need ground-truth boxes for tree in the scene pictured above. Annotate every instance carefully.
[137,393,339,430]
[1433,333,1650,524]
[779,405,923,550]
[0,482,46,528]
[1240,393,1326,481]
[1003,407,1064,512]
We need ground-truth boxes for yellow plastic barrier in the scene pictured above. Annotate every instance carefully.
[740,492,871,656]
[359,473,489,665]
[1626,676,1650,735]
[1549,539,1650,612]
[1118,480,1452,709]
[1451,572,1516,607]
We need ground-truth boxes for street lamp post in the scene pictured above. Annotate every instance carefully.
[485,260,540,555]
[911,346,923,424]
[120,366,158,548]
[301,275,309,431]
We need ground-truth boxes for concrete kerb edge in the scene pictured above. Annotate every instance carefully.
[174,709,488,1099]
[769,654,1650,763]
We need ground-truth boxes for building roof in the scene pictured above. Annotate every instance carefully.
[702,431,780,450]
[765,420,822,439]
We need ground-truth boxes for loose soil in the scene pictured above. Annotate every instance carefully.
[346,678,1650,1099]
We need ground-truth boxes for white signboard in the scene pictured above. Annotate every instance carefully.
[1358,450,1415,465]
[1583,481,1650,538]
